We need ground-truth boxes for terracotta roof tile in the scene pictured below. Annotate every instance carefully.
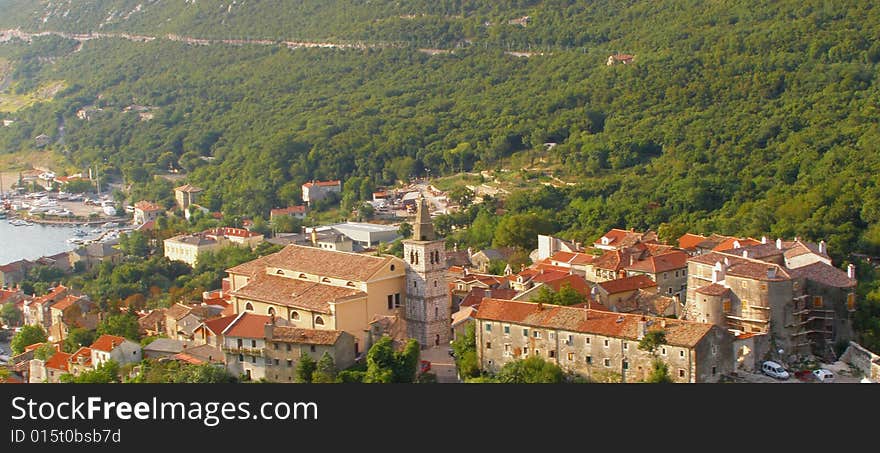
[625,251,689,274]
[201,314,238,335]
[222,312,270,338]
[597,275,657,294]
[166,303,193,320]
[689,252,790,281]
[230,273,364,314]
[695,283,731,296]
[788,262,856,288]
[49,294,82,312]
[476,298,714,348]
[713,237,761,252]
[270,326,343,345]
[678,233,707,250]
[45,352,72,372]
[90,335,129,352]
[616,290,677,316]
[230,244,397,282]
[134,201,163,212]
[69,347,92,367]
[541,274,591,296]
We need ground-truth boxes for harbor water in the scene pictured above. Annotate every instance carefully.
[0,220,85,264]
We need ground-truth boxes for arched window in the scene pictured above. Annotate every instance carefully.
[322,277,331,283]
[290,311,300,321]
[346,281,355,287]
[390,264,395,271]
[276,269,284,275]
[299,273,307,279]
[267,307,275,316]
[433,280,438,288]
[245,302,254,311]
[314,316,324,326]
[415,252,419,265]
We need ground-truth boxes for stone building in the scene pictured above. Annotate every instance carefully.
[225,244,406,355]
[624,250,689,298]
[221,312,355,382]
[683,238,857,359]
[173,184,203,211]
[301,180,341,205]
[475,298,733,383]
[403,197,450,348]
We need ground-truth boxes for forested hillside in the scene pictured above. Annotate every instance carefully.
[0,0,879,259]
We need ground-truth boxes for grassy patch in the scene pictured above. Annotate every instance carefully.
[0,80,65,112]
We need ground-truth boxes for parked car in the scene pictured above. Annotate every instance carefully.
[812,369,835,383]
[419,360,431,374]
[761,361,790,380]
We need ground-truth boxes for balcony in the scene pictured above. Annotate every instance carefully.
[222,346,265,357]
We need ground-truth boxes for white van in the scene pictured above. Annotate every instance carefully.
[762,361,790,380]
[812,369,834,382]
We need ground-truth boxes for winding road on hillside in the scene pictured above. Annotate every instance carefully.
[0,29,545,58]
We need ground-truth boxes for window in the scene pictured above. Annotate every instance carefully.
[523,328,529,337]
[603,339,609,348]
[237,339,243,348]
[661,347,667,356]
[812,296,823,308]
[535,349,540,356]
[238,354,244,362]
[503,325,510,335]
[251,356,256,364]
[679,369,685,378]
[346,281,355,287]
[680,350,685,358]
[848,293,856,310]
[623,342,628,351]
[394,293,401,308]
[315,316,324,326]
[388,295,394,310]
[533,330,542,339]
[586,356,592,364]
[267,307,275,316]
[504,344,511,357]
[299,273,307,279]
[567,352,575,361]
[485,342,492,349]
[549,350,556,358]
[244,302,254,311]
[435,306,438,318]
[274,359,279,366]
[675,271,679,277]
[604,358,611,367]
[310,345,316,353]
[711,344,718,355]
[567,335,573,345]
[290,311,300,321]
[485,322,492,332]
[549,332,556,341]
[273,343,279,351]
[623,360,629,370]
[286,344,291,352]
[522,347,529,357]
[663,273,668,280]
[585,337,591,345]
[722,300,731,313]
[434,280,438,288]
[390,264,395,271]
[287,360,293,368]
[741,281,747,288]
[276,269,284,275]
[712,366,717,376]
[667,288,673,295]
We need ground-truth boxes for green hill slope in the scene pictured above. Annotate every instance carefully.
[0,0,878,258]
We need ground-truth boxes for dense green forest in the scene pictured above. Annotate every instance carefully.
[0,0,878,260]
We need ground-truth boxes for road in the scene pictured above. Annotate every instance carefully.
[420,346,459,383]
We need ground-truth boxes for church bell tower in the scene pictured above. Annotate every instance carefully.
[403,196,450,348]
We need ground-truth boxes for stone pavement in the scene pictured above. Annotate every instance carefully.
[420,346,460,383]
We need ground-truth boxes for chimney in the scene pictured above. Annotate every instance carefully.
[264,315,275,340]
[637,317,647,340]
[712,261,724,283]
[733,240,741,249]
[629,255,635,266]
[848,264,855,280]
[660,319,667,328]
[767,266,777,279]
[742,250,749,258]
[776,238,782,250]
[819,240,826,255]
[761,236,768,244]
[467,247,473,258]
[311,228,317,246]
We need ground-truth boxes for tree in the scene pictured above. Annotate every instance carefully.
[62,359,120,383]
[497,356,564,383]
[33,343,57,361]
[451,322,480,378]
[119,231,150,258]
[1,302,22,327]
[312,352,337,383]
[96,313,141,341]
[531,283,585,306]
[645,359,673,383]
[398,222,413,239]
[448,186,475,207]
[295,354,317,383]
[364,336,396,383]
[492,213,555,251]
[393,339,420,383]
[638,330,667,357]
[10,325,47,354]
[63,328,96,353]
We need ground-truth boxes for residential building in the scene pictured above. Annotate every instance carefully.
[143,338,191,360]
[606,54,635,65]
[29,351,71,383]
[301,180,341,205]
[221,312,355,382]
[133,200,164,224]
[47,294,96,342]
[470,247,517,273]
[69,241,122,272]
[164,227,264,267]
[225,243,407,354]
[193,314,238,348]
[624,250,689,298]
[328,222,400,249]
[683,237,857,358]
[174,184,203,211]
[89,334,142,367]
[403,197,450,348]
[137,309,167,337]
[23,285,70,331]
[536,234,584,261]
[164,304,222,341]
[475,298,733,382]
[67,346,93,376]
[171,344,225,366]
[268,228,354,252]
[270,205,308,221]
[0,260,31,288]
[596,275,659,308]
[593,228,657,251]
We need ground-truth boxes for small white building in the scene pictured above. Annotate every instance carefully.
[89,334,142,367]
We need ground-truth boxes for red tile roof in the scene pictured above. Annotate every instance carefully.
[228,244,399,282]
[49,294,82,312]
[625,251,689,274]
[270,326,343,345]
[788,262,856,288]
[713,237,762,252]
[222,312,272,338]
[230,273,364,314]
[174,184,202,193]
[531,270,571,284]
[597,275,658,294]
[69,347,92,367]
[540,274,591,296]
[45,351,72,372]
[460,288,519,308]
[134,201,163,212]
[90,335,128,352]
[206,227,262,238]
[201,314,238,335]
[171,353,205,365]
[689,252,790,281]
[475,298,714,348]
[695,283,731,296]
[302,180,341,188]
[678,233,707,250]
